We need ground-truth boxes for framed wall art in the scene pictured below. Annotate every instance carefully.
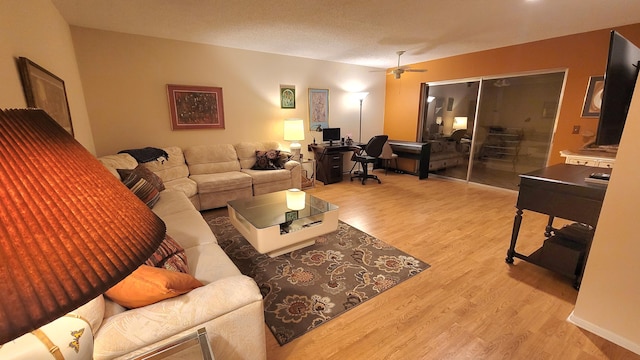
[17,57,74,135]
[308,88,329,131]
[167,84,225,130]
[581,76,604,118]
[280,85,295,109]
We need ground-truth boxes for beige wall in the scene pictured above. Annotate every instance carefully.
[0,0,95,153]
[69,27,386,157]
[570,76,640,354]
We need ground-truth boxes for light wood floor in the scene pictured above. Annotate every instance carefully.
[252,171,639,359]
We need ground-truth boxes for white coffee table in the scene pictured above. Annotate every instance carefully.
[227,191,339,257]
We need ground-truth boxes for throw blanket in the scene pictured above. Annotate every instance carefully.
[118,147,169,164]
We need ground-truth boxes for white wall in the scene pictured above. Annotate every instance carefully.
[569,76,640,355]
[0,0,95,153]
[69,27,386,157]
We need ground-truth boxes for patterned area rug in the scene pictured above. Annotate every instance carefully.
[202,213,430,346]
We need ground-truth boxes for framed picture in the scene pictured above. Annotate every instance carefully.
[309,88,329,131]
[167,84,225,130]
[17,57,73,135]
[582,76,605,118]
[280,85,295,109]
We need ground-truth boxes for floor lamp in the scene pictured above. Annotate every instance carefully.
[352,92,369,174]
[356,92,369,143]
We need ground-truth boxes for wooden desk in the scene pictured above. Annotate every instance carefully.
[310,143,360,184]
[506,164,611,288]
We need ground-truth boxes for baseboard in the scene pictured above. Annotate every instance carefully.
[567,311,640,355]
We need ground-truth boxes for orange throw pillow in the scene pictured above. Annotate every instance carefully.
[105,265,203,308]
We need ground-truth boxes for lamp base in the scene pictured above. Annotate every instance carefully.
[289,142,302,162]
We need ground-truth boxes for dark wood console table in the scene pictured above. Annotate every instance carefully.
[506,164,611,288]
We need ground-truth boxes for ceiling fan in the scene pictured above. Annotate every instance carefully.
[387,50,428,79]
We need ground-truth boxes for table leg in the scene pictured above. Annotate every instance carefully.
[544,215,555,237]
[506,208,523,264]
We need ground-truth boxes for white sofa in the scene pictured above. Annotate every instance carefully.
[0,147,276,360]
[93,189,266,359]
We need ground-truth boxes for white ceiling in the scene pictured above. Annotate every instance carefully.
[51,0,640,69]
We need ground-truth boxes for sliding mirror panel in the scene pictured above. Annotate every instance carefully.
[470,72,565,190]
[418,81,480,182]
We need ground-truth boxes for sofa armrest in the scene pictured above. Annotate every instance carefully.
[283,159,300,171]
[93,275,262,359]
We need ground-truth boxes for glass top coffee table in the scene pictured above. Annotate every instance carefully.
[227,190,339,257]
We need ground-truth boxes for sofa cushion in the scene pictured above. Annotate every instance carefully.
[164,177,198,198]
[152,190,197,217]
[251,149,282,170]
[241,168,292,185]
[104,265,203,309]
[184,243,242,283]
[160,209,218,249]
[145,234,189,273]
[184,144,241,175]
[141,146,189,183]
[190,172,252,193]
[118,165,165,191]
[235,141,282,169]
[98,153,138,179]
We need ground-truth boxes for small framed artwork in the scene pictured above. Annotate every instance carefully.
[285,210,298,222]
[167,84,225,130]
[17,57,73,135]
[446,97,454,111]
[280,85,295,109]
[582,76,605,118]
[309,88,329,131]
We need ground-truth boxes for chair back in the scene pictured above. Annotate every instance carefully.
[379,140,394,160]
[364,135,388,158]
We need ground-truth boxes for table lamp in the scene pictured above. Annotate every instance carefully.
[284,119,305,161]
[286,188,306,211]
[453,117,468,130]
[0,108,166,344]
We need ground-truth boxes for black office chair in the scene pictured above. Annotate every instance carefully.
[350,135,388,185]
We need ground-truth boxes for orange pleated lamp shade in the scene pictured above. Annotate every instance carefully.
[0,108,166,344]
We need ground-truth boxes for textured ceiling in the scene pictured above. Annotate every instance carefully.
[51,0,640,69]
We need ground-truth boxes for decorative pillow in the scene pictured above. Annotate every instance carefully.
[121,173,160,208]
[105,265,203,309]
[145,234,189,273]
[117,165,165,191]
[251,149,282,170]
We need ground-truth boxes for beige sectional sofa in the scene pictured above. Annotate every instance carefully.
[6,142,301,359]
[136,141,301,210]
[92,141,300,358]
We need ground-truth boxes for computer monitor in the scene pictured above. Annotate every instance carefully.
[322,128,341,145]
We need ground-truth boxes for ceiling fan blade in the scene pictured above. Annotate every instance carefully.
[405,69,428,73]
